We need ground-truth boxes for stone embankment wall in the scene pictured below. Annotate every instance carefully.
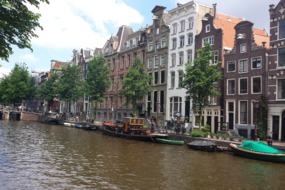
[21,112,40,121]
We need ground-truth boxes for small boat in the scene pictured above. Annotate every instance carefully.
[230,140,285,163]
[63,122,75,127]
[187,140,218,151]
[102,117,168,142]
[155,138,184,145]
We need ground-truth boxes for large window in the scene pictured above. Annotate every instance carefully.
[148,57,153,68]
[228,79,235,95]
[172,38,177,49]
[227,61,236,72]
[148,42,153,51]
[278,48,285,67]
[170,72,175,88]
[279,19,285,39]
[154,71,158,84]
[252,77,261,94]
[278,79,285,99]
[155,41,160,50]
[178,70,183,88]
[169,96,182,118]
[188,17,194,29]
[252,57,262,69]
[161,54,165,65]
[240,101,248,124]
[239,78,248,94]
[202,36,214,46]
[187,50,193,64]
[161,37,166,48]
[179,52,184,65]
[187,33,193,45]
[154,55,159,67]
[239,59,248,73]
[160,70,165,84]
[179,36,185,48]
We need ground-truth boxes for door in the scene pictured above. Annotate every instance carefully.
[272,116,279,140]
[282,112,285,141]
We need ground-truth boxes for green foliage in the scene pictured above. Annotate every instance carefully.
[0,63,36,105]
[57,64,83,103]
[121,58,152,116]
[36,73,59,101]
[201,124,211,133]
[182,43,222,129]
[256,95,268,140]
[0,0,49,61]
[85,55,111,103]
[191,130,208,138]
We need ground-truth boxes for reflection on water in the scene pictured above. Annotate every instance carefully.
[1,120,285,190]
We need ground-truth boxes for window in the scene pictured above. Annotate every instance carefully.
[127,54,131,67]
[148,73,152,85]
[239,78,248,94]
[228,79,235,95]
[154,71,158,84]
[169,96,182,118]
[202,36,214,46]
[252,77,261,94]
[160,91,164,112]
[240,101,248,124]
[180,20,185,32]
[171,53,176,66]
[187,50,193,64]
[279,19,285,39]
[161,37,166,48]
[278,47,285,67]
[172,23,177,34]
[208,96,217,105]
[212,51,218,64]
[239,59,248,73]
[178,70,183,88]
[188,17,194,29]
[160,70,165,84]
[156,28,160,35]
[252,57,262,69]
[179,36,185,47]
[161,54,165,65]
[179,52,184,65]
[148,42,153,51]
[187,33,193,45]
[227,61,236,72]
[154,55,159,67]
[240,43,247,53]
[171,72,175,88]
[111,58,115,70]
[172,38,177,49]
[155,41,160,50]
[205,24,210,33]
[120,56,124,69]
[148,57,153,68]
[277,79,285,99]
[130,40,133,47]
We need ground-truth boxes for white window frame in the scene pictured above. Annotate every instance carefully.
[227,79,235,95]
[171,53,176,67]
[239,100,248,124]
[240,43,247,53]
[227,61,236,72]
[239,77,248,94]
[170,72,175,88]
[180,20,185,32]
[252,56,262,69]
[179,52,184,65]
[205,24,210,33]
[172,23,177,34]
[239,59,248,73]
[277,78,285,100]
[188,17,194,29]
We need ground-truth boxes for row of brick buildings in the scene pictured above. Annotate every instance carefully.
[47,0,285,140]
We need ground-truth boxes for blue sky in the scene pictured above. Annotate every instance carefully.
[0,0,280,77]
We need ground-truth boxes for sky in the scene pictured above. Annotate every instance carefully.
[0,0,280,78]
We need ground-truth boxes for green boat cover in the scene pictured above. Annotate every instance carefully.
[237,140,285,154]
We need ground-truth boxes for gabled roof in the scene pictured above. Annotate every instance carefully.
[253,28,269,48]
[50,60,67,71]
[214,13,244,48]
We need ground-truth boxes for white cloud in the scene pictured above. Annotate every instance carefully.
[0,67,11,78]
[31,0,144,49]
[20,54,38,62]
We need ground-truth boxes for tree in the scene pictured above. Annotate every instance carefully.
[36,73,59,110]
[0,63,36,106]
[57,64,83,112]
[121,58,152,116]
[182,43,222,129]
[84,55,111,118]
[0,0,49,61]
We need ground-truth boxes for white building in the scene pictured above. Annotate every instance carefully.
[166,2,212,122]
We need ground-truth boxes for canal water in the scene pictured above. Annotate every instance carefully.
[1,121,285,190]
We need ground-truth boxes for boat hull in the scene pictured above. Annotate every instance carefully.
[187,140,218,151]
[230,143,285,163]
[155,138,184,145]
[102,127,166,142]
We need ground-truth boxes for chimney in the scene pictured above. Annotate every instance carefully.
[262,42,266,47]
[213,3,217,18]
[269,4,275,11]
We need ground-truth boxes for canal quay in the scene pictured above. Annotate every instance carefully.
[1,119,285,190]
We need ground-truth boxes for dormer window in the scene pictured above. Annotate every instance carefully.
[205,24,210,33]
[240,43,247,53]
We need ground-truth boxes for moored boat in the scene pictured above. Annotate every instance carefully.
[102,117,168,142]
[155,138,184,145]
[230,140,285,163]
[187,140,218,151]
